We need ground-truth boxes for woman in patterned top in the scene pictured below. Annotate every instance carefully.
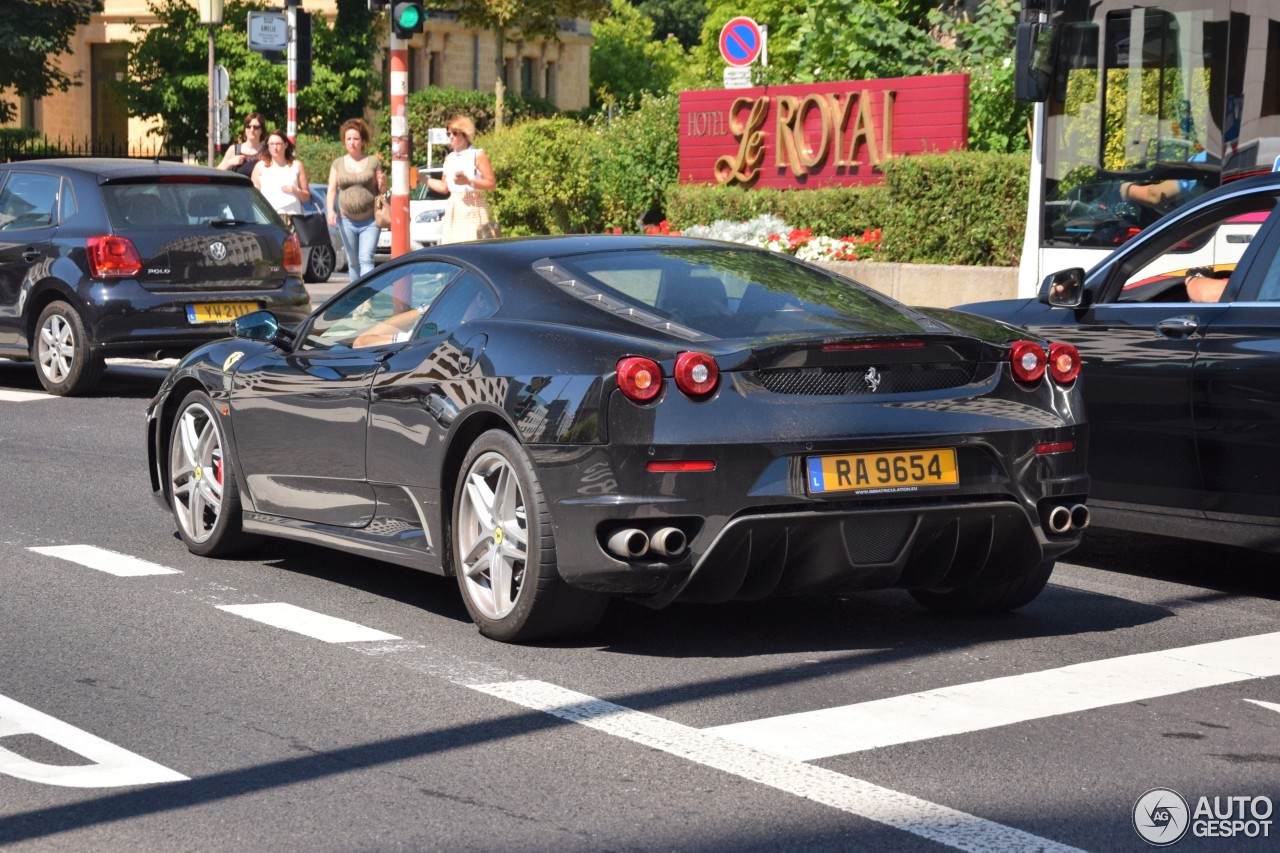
[326,117,386,279]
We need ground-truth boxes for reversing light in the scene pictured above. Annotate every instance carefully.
[617,356,662,402]
[1047,342,1081,384]
[283,233,304,275]
[1009,340,1047,383]
[674,351,719,397]
[86,235,143,278]
[647,460,716,473]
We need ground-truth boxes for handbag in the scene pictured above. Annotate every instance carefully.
[291,211,330,247]
[374,193,391,229]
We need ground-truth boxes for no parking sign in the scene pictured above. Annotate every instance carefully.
[719,17,764,67]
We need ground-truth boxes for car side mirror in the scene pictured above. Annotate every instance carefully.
[1041,268,1086,307]
[234,310,291,349]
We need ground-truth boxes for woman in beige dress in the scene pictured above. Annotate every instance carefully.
[424,116,497,243]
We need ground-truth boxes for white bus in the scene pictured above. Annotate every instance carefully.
[1015,0,1280,296]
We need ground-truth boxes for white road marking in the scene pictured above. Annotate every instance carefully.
[30,544,182,577]
[1245,698,1280,715]
[0,693,187,788]
[705,632,1280,760]
[217,602,400,643]
[473,679,1084,853]
[0,389,50,402]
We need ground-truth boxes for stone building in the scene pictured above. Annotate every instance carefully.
[3,1,593,155]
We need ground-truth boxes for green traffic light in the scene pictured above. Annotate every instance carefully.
[396,6,421,28]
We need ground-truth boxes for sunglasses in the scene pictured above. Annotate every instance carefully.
[447,130,467,138]
[246,123,263,129]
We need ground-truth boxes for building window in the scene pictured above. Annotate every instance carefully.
[520,57,534,96]
[544,62,557,105]
[428,50,442,87]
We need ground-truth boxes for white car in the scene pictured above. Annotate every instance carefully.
[376,167,448,253]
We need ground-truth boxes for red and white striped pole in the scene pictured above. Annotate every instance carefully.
[285,0,298,143]
[388,30,410,257]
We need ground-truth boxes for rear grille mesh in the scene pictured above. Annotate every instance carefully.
[757,364,979,395]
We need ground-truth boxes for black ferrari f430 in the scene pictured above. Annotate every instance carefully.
[147,236,1089,642]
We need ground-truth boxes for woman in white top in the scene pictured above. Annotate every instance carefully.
[424,115,497,243]
[252,129,310,216]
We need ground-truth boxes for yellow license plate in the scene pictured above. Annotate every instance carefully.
[806,448,958,494]
[186,302,260,324]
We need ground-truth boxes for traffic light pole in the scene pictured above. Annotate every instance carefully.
[388,30,410,257]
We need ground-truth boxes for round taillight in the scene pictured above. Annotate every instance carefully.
[674,351,719,397]
[1048,342,1081,384]
[617,357,662,403]
[1009,340,1047,383]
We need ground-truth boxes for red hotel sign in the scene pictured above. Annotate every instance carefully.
[679,73,969,188]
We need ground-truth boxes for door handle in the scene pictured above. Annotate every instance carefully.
[22,249,42,263]
[1155,315,1200,339]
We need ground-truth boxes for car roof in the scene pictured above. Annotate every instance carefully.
[409,234,748,267]
[1,158,247,185]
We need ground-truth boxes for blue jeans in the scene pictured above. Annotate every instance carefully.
[337,215,380,279]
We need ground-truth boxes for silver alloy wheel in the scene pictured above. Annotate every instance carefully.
[456,450,529,620]
[37,313,76,385]
[308,244,335,281]
[169,400,225,545]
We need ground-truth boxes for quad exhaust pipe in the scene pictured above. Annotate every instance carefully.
[1046,503,1090,535]
[604,526,688,560]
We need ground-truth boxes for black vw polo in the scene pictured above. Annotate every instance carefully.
[0,158,310,395]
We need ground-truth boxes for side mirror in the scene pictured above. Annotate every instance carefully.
[1014,21,1056,102]
[233,310,289,348]
[1041,268,1086,307]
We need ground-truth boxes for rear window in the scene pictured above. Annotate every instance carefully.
[101,181,279,230]
[535,247,919,340]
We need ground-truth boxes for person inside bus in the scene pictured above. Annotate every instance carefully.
[1119,149,1210,213]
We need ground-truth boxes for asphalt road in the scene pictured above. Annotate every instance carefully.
[1,358,1279,852]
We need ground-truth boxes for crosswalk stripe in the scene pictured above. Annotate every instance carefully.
[30,545,182,577]
[218,602,400,644]
[0,389,51,402]
[473,679,1085,853]
[704,632,1280,760]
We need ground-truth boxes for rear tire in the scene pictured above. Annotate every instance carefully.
[910,559,1055,615]
[32,301,103,396]
[304,243,335,283]
[451,430,607,643]
[167,389,257,557]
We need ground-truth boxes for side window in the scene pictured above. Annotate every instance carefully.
[1114,195,1278,304]
[0,172,61,230]
[418,271,497,339]
[301,260,461,350]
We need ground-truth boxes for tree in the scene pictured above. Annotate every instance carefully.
[452,0,610,93]
[590,0,685,109]
[0,0,102,124]
[634,0,707,51]
[121,0,378,154]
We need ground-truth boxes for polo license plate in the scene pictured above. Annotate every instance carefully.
[186,302,260,324]
[806,448,958,494]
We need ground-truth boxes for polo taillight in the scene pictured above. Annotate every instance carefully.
[1009,340,1047,384]
[284,233,304,275]
[617,357,662,403]
[86,235,143,278]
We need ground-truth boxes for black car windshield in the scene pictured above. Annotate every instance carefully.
[537,247,920,340]
[101,181,279,229]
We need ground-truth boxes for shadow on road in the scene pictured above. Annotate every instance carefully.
[1067,527,1280,600]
